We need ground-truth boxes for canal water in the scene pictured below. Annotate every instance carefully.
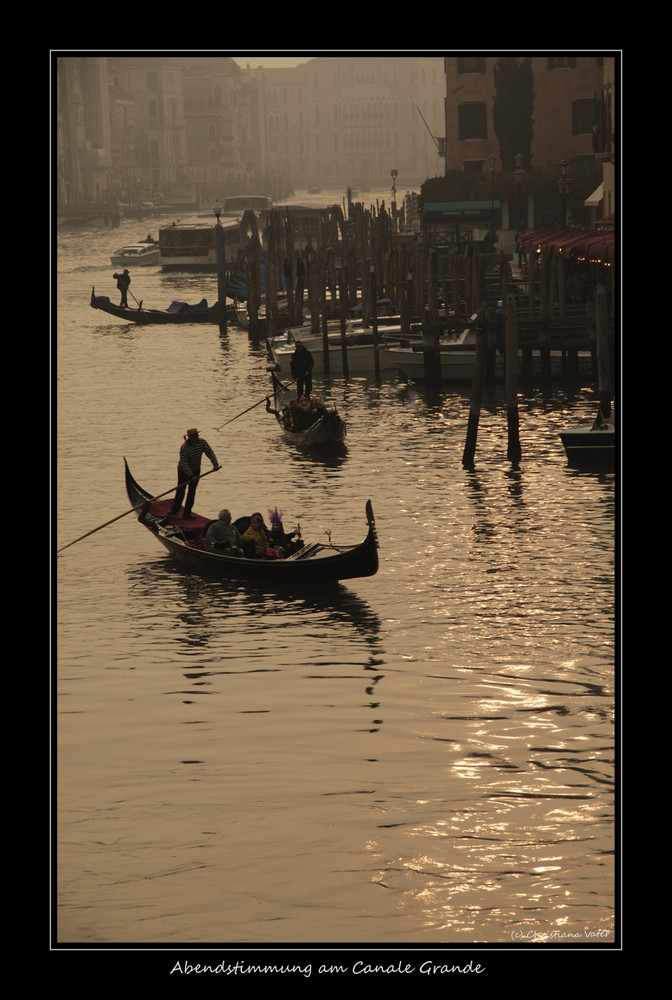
[54,199,618,975]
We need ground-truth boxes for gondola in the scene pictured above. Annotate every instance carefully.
[124,459,378,584]
[266,371,347,446]
[90,287,235,325]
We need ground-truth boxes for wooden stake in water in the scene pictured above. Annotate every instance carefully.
[462,303,488,468]
[505,292,522,465]
[594,283,612,419]
[215,222,228,336]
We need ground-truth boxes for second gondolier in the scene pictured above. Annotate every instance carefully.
[290,340,314,399]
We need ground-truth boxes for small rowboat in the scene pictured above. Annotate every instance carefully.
[267,372,346,446]
[90,287,234,325]
[124,460,378,585]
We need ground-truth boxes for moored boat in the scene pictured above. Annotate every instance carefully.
[124,459,378,584]
[267,372,347,446]
[268,321,472,376]
[391,342,594,383]
[158,218,247,271]
[559,408,615,465]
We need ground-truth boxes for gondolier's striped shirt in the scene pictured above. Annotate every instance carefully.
[178,437,219,478]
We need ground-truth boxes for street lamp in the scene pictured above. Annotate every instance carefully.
[489,153,496,247]
[513,153,525,267]
[391,168,398,231]
[557,158,574,227]
[513,152,525,232]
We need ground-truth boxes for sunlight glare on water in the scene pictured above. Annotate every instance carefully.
[55,202,616,961]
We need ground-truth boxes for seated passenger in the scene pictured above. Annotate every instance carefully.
[268,506,303,556]
[285,398,307,431]
[203,509,244,556]
[241,512,275,557]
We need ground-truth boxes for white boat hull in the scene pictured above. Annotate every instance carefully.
[271,341,399,375]
[110,244,160,267]
[389,346,594,382]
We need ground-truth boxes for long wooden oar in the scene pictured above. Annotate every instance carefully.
[57,467,220,554]
[213,375,296,431]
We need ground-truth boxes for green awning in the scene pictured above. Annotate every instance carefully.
[423,201,501,220]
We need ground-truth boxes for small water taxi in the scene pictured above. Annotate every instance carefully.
[110,241,160,267]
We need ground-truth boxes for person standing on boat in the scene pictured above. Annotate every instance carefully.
[113,269,131,307]
[290,340,314,399]
[168,428,221,520]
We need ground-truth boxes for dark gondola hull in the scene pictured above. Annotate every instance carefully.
[559,427,615,465]
[90,287,234,325]
[269,372,347,446]
[124,460,378,584]
[559,409,615,466]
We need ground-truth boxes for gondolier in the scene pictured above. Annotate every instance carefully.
[169,428,221,519]
[290,340,314,399]
[113,269,131,307]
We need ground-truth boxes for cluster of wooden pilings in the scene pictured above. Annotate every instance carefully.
[214,199,615,466]
[459,283,613,468]
[220,200,500,339]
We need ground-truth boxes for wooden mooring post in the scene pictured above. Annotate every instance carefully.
[316,247,331,377]
[370,264,380,381]
[214,223,228,336]
[595,283,612,418]
[338,256,350,379]
[461,303,488,468]
[505,292,521,465]
[421,314,441,391]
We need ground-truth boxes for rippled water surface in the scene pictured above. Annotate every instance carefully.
[55,208,618,965]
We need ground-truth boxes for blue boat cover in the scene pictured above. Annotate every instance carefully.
[349,298,391,316]
[166,299,217,314]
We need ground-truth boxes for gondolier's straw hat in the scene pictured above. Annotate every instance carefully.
[185,428,199,438]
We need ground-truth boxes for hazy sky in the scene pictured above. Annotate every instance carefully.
[231,56,313,69]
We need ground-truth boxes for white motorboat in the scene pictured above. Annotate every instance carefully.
[390,339,594,383]
[268,320,476,381]
[270,337,398,376]
[110,241,160,267]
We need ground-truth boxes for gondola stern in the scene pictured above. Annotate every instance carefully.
[124,457,153,509]
[365,499,377,535]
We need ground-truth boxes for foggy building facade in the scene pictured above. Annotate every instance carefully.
[55,54,612,213]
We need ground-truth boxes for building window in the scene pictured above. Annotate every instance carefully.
[457,57,486,74]
[458,102,487,140]
[572,98,594,135]
[548,57,576,69]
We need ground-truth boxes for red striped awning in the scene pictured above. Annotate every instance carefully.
[518,225,615,262]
